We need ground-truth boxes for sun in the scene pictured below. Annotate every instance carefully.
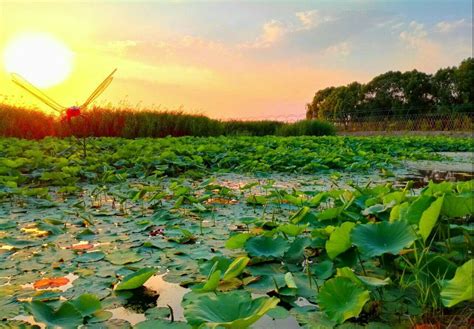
[3,33,74,88]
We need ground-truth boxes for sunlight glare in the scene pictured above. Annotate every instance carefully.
[3,33,74,88]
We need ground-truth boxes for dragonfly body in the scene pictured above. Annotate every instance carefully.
[64,106,82,122]
[11,69,117,122]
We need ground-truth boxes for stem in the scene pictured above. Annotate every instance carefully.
[313,276,320,293]
[82,137,87,158]
[356,249,368,276]
[167,304,175,322]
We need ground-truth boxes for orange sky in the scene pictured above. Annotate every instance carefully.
[0,1,471,120]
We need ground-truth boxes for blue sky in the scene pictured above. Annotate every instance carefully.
[1,0,472,119]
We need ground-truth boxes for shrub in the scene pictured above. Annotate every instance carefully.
[276,120,336,136]
[222,120,283,136]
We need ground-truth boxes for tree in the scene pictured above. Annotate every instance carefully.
[362,71,404,115]
[433,66,460,111]
[455,57,474,106]
[307,58,473,119]
[308,87,336,119]
[401,70,434,112]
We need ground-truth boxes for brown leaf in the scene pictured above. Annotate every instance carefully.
[33,277,70,289]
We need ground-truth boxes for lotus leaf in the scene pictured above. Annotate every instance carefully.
[318,277,370,324]
[71,293,101,317]
[244,236,289,258]
[27,301,83,329]
[326,222,356,259]
[441,259,473,307]
[183,290,279,328]
[115,267,157,291]
[419,195,444,242]
[351,221,416,257]
[222,256,249,281]
[106,250,143,265]
[75,251,105,263]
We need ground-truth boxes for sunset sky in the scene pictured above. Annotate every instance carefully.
[0,0,472,120]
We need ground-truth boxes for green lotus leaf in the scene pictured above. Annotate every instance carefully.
[0,320,41,329]
[290,206,311,224]
[115,267,157,291]
[336,267,363,286]
[222,257,249,281]
[199,257,232,276]
[441,259,473,307]
[401,195,435,225]
[27,301,83,329]
[418,195,444,242]
[244,236,289,258]
[0,297,21,319]
[284,272,297,289]
[336,267,391,287]
[75,251,105,263]
[87,310,113,323]
[284,237,311,264]
[135,319,191,329]
[312,260,334,280]
[183,290,279,328]
[266,305,290,319]
[225,233,252,250]
[351,221,416,257]
[441,194,474,218]
[277,223,306,237]
[71,293,101,317]
[317,206,344,221]
[194,270,221,293]
[0,238,40,249]
[106,250,143,265]
[362,204,386,216]
[326,222,356,259]
[318,277,370,324]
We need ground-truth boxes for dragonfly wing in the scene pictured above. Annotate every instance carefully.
[11,73,65,113]
[81,68,117,108]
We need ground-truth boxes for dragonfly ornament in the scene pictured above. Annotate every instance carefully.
[11,68,117,122]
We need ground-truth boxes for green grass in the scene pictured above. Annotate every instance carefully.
[0,103,336,138]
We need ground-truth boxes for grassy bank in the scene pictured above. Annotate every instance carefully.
[0,104,335,139]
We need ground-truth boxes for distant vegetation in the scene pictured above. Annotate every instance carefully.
[0,104,335,139]
[306,58,474,120]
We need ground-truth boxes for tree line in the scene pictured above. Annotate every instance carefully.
[306,58,473,120]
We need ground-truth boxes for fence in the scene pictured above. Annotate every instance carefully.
[327,111,473,132]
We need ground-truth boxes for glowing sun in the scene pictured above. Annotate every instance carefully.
[3,33,74,88]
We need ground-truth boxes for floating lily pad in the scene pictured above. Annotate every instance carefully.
[106,250,143,265]
[76,251,105,263]
[135,319,191,329]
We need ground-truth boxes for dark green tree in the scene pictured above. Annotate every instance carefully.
[455,57,474,106]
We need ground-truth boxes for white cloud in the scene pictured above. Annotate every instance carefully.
[324,42,351,57]
[240,19,286,49]
[436,19,469,33]
[399,21,428,48]
[241,9,333,49]
[295,10,333,30]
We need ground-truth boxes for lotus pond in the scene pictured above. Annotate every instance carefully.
[0,136,473,328]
